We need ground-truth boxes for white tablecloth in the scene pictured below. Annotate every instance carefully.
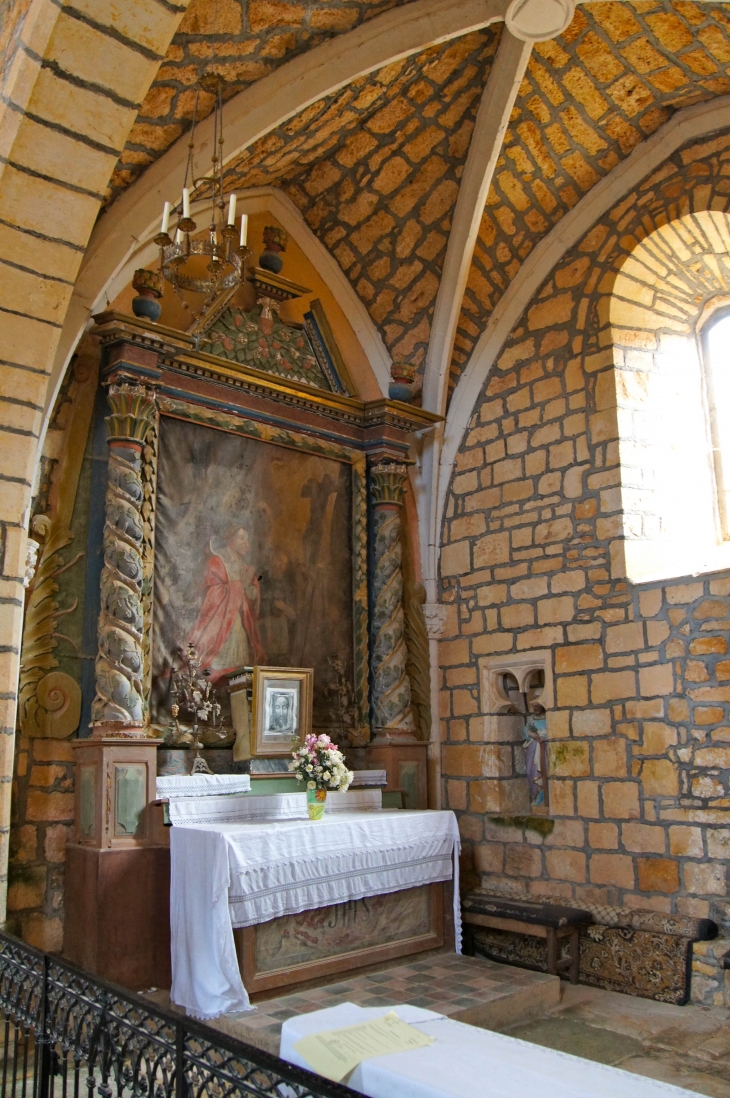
[281,1004,694,1098]
[170,810,461,1020]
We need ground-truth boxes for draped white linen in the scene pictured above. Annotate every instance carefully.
[281,1004,695,1098]
[170,810,461,1019]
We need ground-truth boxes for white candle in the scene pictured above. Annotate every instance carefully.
[227,194,237,225]
[182,188,190,218]
[175,228,182,244]
[161,201,171,235]
[240,214,248,246]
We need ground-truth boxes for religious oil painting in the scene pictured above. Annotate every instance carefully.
[252,666,313,756]
[151,415,353,735]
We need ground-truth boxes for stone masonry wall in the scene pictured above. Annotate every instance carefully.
[439,127,730,927]
[7,736,73,951]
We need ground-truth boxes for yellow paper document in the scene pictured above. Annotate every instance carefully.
[294,1011,435,1082]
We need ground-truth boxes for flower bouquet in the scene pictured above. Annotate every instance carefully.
[289,733,353,819]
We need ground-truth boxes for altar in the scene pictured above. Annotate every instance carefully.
[55,250,444,993]
[169,809,460,1019]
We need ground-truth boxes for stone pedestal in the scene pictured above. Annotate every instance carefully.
[691,938,730,1006]
[64,737,169,988]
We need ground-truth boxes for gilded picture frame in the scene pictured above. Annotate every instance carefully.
[252,666,313,756]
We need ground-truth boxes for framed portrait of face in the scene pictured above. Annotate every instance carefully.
[251,667,313,756]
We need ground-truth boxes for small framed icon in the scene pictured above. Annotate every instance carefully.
[251,666,313,756]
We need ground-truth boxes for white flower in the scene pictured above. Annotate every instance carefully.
[307,781,316,789]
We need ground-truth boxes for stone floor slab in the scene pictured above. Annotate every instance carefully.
[499,982,730,1097]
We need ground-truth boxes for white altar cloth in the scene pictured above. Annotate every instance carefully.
[170,810,460,1020]
[156,774,252,799]
[156,774,254,826]
[281,1004,694,1098]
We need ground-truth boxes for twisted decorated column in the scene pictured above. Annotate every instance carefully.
[370,462,415,737]
[91,378,158,738]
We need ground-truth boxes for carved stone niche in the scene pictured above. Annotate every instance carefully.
[472,650,555,816]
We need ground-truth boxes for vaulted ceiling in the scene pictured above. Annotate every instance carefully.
[103,0,730,406]
[105,0,416,205]
[451,0,730,392]
[223,30,500,369]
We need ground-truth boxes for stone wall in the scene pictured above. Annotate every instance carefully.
[7,737,73,951]
[439,128,730,926]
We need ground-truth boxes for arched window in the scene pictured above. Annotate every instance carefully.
[608,213,730,583]
[702,308,730,541]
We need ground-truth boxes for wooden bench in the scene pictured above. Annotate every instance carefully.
[461,893,593,984]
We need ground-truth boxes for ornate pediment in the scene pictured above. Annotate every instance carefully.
[200,304,330,389]
[197,298,352,396]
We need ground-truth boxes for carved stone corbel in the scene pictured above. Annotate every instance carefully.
[91,378,158,738]
[423,603,447,639]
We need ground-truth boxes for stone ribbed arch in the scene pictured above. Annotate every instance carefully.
[0,0,193,925]
[440,99,730,571]
[53,0,512,428]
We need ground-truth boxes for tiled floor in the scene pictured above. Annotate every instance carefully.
[149,957,730,1094]
[154,954,559,1054]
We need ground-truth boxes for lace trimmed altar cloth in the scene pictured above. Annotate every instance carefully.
[169,810,461,1019]
[156,774,254,826]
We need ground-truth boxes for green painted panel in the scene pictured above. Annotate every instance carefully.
[115,764,146,837]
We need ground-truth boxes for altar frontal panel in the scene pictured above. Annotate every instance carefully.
[151,413,360,733]
[236,883,445,994]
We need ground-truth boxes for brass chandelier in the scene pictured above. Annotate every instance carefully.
[153,73,251,319]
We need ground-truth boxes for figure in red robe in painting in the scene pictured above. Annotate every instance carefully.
[188,525,265,680]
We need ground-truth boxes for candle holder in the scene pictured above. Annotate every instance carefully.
[169,643,222,775]
[152,73,252,325]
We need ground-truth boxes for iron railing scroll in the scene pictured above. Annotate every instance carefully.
[0,931,350,1098]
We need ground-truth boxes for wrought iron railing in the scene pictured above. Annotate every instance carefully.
[0,930,351,1098]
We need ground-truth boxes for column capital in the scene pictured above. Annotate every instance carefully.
[105,376,158,445]
[370,462,408,506]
